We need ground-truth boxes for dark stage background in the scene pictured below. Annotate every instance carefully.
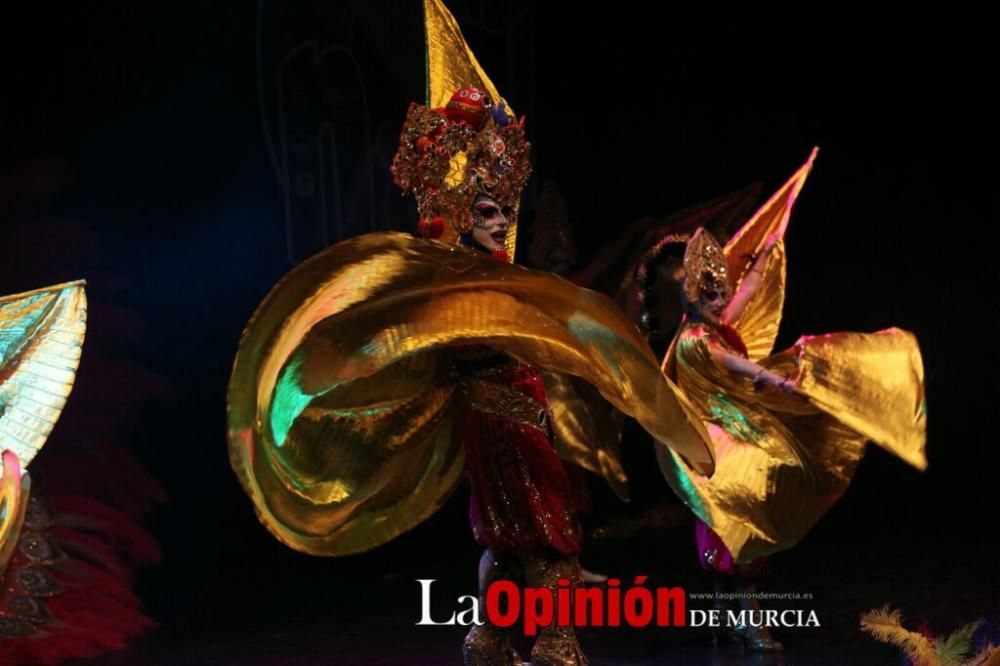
[1,2,996,664]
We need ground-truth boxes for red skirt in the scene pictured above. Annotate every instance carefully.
[459,366,581,555]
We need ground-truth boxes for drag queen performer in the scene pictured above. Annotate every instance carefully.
[227,2,714,664]
[654,150,927,651]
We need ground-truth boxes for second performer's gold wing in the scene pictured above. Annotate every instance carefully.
[724,148,817,361]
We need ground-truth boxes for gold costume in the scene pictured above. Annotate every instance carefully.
[227,1,721,566]
[657,151,927,563]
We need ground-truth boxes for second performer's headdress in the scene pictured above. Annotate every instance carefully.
[683,227,732,304]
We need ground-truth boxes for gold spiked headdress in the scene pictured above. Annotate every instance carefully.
[390,0,530,263]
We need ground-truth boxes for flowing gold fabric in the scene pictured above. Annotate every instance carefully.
[658,323,925,562]
[725,148,816,362]
[657,152,927,562]
[0,281,87,469]
[424,0,518,260]
[543,371,628,501]
[228,232,714,556]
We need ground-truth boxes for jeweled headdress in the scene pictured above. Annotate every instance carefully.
[683,227,732,303]
[390,0,531,263]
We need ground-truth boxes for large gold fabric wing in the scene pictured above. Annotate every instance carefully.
[228,232,714,556]
[542,371,628,501]
[0,281,87,469]
[772,328,927,470]
[231,353,464,557]
[657,323,926,563]
[724,148,817,361]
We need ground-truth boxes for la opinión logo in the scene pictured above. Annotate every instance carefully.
[417,577,687,635]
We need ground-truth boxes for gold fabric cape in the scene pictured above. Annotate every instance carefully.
[228,232,714,556]
[657,152,927,562]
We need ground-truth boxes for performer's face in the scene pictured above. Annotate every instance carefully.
[470,194,510,252]
[698,283,728,323]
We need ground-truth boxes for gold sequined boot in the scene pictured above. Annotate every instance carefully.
[464,549,523,666]
[523,554,588,666]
